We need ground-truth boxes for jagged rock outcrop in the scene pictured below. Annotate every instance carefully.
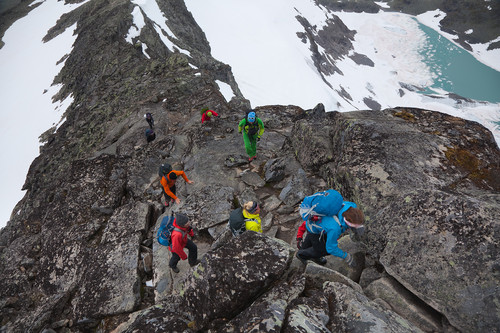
[0,0,499,332]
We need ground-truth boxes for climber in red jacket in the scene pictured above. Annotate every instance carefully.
[169,213,200,273]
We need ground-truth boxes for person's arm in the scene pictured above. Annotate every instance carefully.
[238,119,246,133]
[175,170,193,184]
[257,118,265,137]
[325,229,347,259]
[296,221,306,248]
[170,232,187,260]
[296,221,306,239]
[212,111,219,117]
[201,113,208,123]
[161,176,178,200]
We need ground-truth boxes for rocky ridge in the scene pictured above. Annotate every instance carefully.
[0,0,499,332]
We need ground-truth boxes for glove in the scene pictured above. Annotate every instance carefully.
[296,238,303,249]
[344,253,356,267]
[350,226,365,242]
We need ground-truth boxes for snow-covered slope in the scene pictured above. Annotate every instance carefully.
[185,0,500,142]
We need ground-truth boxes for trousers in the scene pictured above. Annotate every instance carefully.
[297,232,328,260]
[169,239,198,268]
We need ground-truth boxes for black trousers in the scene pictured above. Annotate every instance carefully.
[162,185,176,202]
[169,239,198,268]
[297,232,328,260]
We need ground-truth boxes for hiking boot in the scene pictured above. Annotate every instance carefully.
[295,252,307,265]
[171,266,179,273]
[189,259,201,267]
[312,257,327,265]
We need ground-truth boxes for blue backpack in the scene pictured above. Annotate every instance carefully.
[157,213,184,247]
[299,189,343,221]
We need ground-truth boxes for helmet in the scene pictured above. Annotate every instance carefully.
[247,111,256,123]
[207,111,212,117]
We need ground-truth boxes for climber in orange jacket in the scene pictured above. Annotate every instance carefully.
[160,170,194,206]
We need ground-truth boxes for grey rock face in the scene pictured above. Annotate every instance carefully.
[289,107,500,332]
[0,0,499,332]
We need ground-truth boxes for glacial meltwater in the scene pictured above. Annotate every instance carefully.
[417,22,500,104]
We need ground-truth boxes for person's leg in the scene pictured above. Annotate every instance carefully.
[169,252,181,272]
[185,239,199,266]
[297,233,328,261]
[161,189,169,206]
[170,185,176,203]
[242,133,255,157]
[300,232,312,249]
[311,232,329,257]
[249,136,257,157]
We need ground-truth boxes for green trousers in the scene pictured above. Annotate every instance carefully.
[242,133,257,157]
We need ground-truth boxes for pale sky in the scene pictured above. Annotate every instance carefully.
[0,0,499,229]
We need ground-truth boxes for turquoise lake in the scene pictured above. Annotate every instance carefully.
[417,22,500,104]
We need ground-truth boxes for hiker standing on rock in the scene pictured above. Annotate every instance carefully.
[145,112,154,129]
[296,189,365,267]
[201,108,219,123]
[238,110,264,162]
[242,201,262,233]
[160,169,194,206]
[169,213,200,273]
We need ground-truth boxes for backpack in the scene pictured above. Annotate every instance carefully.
[299,189,343,221]
[158,163,172,178]
[157,213,184,247]
[228,207,258,236]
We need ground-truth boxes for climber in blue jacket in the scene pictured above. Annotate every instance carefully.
[296,189,365,267]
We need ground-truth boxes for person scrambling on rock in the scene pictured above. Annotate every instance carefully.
[145,112,154,129]
[242,201,262,233]
[169,213,199,273]
[296,189,365,267]
[295,221,327,265]
[238,110,264,162]
[201,108,219,123]
[145,128,156,143]
[160,169,194,206]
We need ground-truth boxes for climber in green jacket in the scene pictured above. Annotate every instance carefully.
[238,110,264,162]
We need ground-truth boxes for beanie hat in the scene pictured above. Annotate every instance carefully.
[168,172,177,180]
[246,201,259,214]
[207,111,213,117]
[247,111,256,123]
[175,213,189,227]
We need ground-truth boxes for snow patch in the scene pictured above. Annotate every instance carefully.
[216,80,234,102]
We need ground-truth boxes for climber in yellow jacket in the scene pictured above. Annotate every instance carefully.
[242,201,262,232]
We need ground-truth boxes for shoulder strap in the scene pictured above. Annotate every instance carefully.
[173,227,186,236]
[332,216,341,227]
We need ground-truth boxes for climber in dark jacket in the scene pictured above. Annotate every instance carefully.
[145,128,156,143]
[145,112,154,129]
